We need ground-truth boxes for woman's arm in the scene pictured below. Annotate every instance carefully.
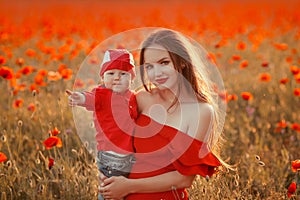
[99,171,195,199]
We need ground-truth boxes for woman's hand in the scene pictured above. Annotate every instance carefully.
[99,176,132,199]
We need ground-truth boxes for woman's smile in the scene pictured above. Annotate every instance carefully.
[155,77,169,84]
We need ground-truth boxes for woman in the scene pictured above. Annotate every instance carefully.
[99,29,229,200]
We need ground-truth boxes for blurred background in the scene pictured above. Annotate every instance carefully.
[0,0,299,199]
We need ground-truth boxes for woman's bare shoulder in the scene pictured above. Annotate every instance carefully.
[136,89,158,110]
[136,88,158,100]
[184,102,213,116]
[185,102,214,140]
[199,102,214,116]
[136,90,150,101]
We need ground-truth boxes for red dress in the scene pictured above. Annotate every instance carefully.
[126,114,221,200]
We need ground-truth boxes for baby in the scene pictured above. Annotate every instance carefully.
[67,49,137,200]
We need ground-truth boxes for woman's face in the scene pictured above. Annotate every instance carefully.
[143,44,178,91]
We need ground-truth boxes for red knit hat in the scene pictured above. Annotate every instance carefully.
[100,49,136,78]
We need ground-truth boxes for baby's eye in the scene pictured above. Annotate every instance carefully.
[121,72,129,76]
[107,72,114,75]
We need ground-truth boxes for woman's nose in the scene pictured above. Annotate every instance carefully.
[153,65,163,76]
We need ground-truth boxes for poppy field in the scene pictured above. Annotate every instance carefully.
[0,0,300,199]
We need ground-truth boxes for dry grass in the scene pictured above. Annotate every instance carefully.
[1,3,300,199]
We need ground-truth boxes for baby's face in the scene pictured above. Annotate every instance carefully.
[102,69,132,94]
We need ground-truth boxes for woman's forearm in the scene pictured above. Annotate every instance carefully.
[127,171,195,194]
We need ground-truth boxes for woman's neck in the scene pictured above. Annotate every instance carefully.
[158,88,178,103]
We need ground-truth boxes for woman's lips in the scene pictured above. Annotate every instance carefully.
[155,78,168,84]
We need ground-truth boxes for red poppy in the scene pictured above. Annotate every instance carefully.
[277,120,287,128]
[34,75,47,86]
[279,78,289,84]
[13,99,24,108]
[58,44,70,54]
[27,103,35,112]
[48,158,54,170]
[69,49,78,59]
[218,91,228,102]
[47,71,62,81]
[50,127,61,136]
[207,52,217,64]
[261,61,269,67]
[259,73,271,82]
[294,74,300,83]
[0,55,6,65]
[37,69,48,76]
[273,43,288,51]
[0,66,14,80]
[290,123,300,132]
[294,88,300,96]
[291,160,300,172]
[239,60,249,68]
[58,64,67,74]
[241,92,253,100]
[286,56,293,63]
[19,66,35,75]
[232,55,241,61]
[74,79,85,88]
[291,48,298,54]
[60,68,72,80]
[236,41,246,50]
[29,84,39,93]
[25,48,36,57]
[228,94,238,101]
[15,58,25,66]
[43,136,63,150]
[290,66,299,75]
[66,37,74,45]
[214,39,227,48]
[16,83,26,91]
[43,46,55,55]
[0,152,8,162]
[287,182,296,198]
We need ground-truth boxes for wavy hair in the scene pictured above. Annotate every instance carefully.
[139,28,231,170]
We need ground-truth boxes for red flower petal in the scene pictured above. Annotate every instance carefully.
[291,160,300,172]
[241,92,253,101]
[48,158,54,170]
[287,182,296,198]
[0,152,8,162]
[43,136,63,149]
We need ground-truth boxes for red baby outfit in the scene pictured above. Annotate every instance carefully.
[81,86,137,154]
[126,114,221,200]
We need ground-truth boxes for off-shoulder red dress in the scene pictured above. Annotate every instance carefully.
[125,114,221,200]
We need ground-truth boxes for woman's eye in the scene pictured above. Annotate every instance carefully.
[161,60,170,65]
[145,64,153,70]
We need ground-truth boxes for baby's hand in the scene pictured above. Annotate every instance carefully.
[66,89,85,106]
